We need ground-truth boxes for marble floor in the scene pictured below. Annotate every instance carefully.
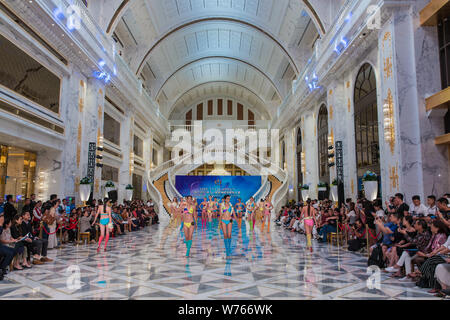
[0,218,443,300]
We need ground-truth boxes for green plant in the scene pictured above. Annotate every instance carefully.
[331,178,338,186]
[105,181,115,188]
[125,184,134,190]
[362,171,378,182]
[300,184,309,190]
[317,182,328,188]
[80,177,91,184]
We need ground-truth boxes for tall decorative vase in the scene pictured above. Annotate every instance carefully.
[330,186,338,202]
[79,184,91,206]
[125,189,133,202]
[363,181,378,201]
[301,189,309,200]
[105,187,114,198]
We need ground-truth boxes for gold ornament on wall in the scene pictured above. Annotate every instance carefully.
[351,179,354,195]
[384,57,393,79]
[382,32,393,80]
[347,98,351,113]
[98,105,102,120]
[95,178,99,193]
[389,163,399,192]
[329,105,333,120]
[76,122,82,168]
[346,81,350,89]
[75,177,80,193]
[329,89,333,96]
[383,89,395,154]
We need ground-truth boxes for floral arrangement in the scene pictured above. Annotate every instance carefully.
[331,178,338,186]
[300,184,309,190]
[362,171,378,182]
[317,181,328,188]
[125,184,134,190]
[80,177,91,185]
[105,181,115,188]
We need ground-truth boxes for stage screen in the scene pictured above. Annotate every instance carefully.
[175,175,261,204]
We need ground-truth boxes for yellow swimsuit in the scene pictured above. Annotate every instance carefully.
[184,207,194,228]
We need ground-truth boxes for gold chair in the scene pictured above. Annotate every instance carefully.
[79,232,90,245]
[328,227,345,246]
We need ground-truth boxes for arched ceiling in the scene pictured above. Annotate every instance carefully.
[170,81,272,120]
[103,0,327,117]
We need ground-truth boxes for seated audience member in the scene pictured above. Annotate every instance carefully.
[434,259,450,297]
[385,219,431,279]
[371,213,400,264]
[347,219,367,251]
[409,195,428,219]
[0,217,29,270]
[10,214,33,268]
[411,220,448,276]
[67,211,78,242]
[21,211,52,264]
[79,208,96,243]
[394,193,409,219]
[0,213,15,280]
[385,215,416,269]
[318,208,339,243]
[32,201,42,232]
[414,221,449,290]
[426,195,437,218]
[345,202,357,226]
[436,198,450,228]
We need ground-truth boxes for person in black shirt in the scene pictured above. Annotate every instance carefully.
[394,193,409,219]
[21,198,32,215]
[3,195,17,221]
[21,212,52,264]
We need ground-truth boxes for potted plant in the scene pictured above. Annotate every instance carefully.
[105,180,115,197]
[125,184,134,201]
[362,171,378,200]
[300,184,309,200]
[79,177,91,206]
[330,178,338,202]
[317,182,328,192]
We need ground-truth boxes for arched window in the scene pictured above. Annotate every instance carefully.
[354,63,380,195]
[317,105,329,182]
[296,128,303,199]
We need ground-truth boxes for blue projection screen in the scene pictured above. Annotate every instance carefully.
[175,176,261,204]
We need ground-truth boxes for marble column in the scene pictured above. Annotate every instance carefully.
[303,111,319,199]
[284,127,297,202]
[81,78,106,201]
[118,110,133,202]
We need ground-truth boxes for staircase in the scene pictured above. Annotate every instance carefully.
[147,146,289,217]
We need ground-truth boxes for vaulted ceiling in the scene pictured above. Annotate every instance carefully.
[92,0,343,119]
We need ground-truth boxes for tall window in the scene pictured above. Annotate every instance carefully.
[133,135,143,158]
[354,64,380,182]
[438,17,450,133]
[354,63,380,197]
[317,105,329,182]
[103,113,120,145]
[296,128,303,199]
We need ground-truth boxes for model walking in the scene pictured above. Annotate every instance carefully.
[235,198,245,229]
[300,199,318,252]
[261,198,273,232]
[182,196,197,257]
[246,197,256,231]
[92,199,113,252]
[219,195,235,257]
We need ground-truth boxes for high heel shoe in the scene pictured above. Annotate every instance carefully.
[13,266,23,271]
[104,247,107,252]
[97,246,101,253]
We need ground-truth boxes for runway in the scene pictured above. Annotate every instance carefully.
[0,218,440,300]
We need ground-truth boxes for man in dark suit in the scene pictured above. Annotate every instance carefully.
[3,195,17,221]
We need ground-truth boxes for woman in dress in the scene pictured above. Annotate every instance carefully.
[246,197,256,231]
[46,201,59,249]
[182,196,197,257]
[219,195,236,257]
[261,198,273,232]
[300,199,318,252]
[92,199,113,252]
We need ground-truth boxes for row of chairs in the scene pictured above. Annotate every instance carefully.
[327,223,375,256]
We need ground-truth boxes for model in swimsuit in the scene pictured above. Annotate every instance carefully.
[206,195,214,229]
[300,199,318,252]
[235,198,245,229]
[261,198,273,232]
[246,197,256,231]
[92,199,113,252]
[213,197,219,219]
[182,196,197,257]
[256,199,264,226]
[219,195,236,257]
[200,197,207,227]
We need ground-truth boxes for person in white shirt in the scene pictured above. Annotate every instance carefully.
[409,195,428,218]
[426,195,437,217]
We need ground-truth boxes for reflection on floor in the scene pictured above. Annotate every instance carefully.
[0,218,441,300]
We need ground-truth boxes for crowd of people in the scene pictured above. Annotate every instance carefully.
[0,194,159,281]
[275,193,450,298]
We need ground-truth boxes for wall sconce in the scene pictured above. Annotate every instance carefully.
[328,134,335,168]
[130,152,135,174]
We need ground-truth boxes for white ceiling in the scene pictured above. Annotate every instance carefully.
[108,0,321,118]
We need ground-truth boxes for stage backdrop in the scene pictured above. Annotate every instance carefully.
[175,176,261,204]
